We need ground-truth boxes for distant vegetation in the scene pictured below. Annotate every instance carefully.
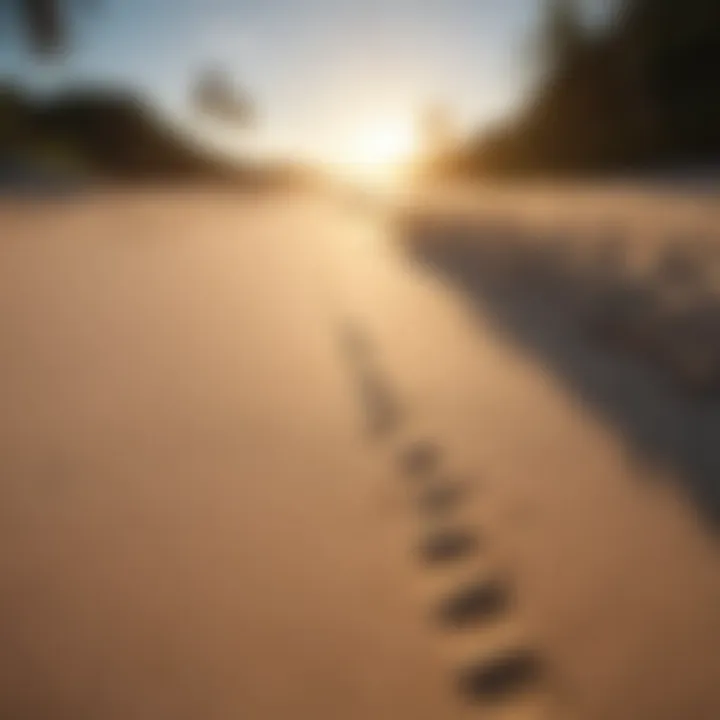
[437,0,720,177]
[0,2,281,183]
[0,84,267,180]
[7,0,93,56]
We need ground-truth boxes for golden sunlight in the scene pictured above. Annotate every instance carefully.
[339,117,419,183]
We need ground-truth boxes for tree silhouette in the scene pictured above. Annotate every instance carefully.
[192,66,255,126]
[538,0,585,73]
[10,0,95,55]
[448,0,720,176]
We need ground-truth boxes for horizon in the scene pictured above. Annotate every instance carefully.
[0,0,552,169]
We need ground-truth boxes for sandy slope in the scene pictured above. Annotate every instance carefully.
[0,186,718,719]
[0,190,452,720]
[322,184,720,719]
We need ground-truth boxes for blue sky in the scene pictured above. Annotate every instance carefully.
[1,0,552,162]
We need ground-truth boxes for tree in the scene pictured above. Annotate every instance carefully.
[192,66,255,126]
[539,0,586,73]
[10,0,95,55]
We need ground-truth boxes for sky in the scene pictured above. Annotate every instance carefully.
[0,0,553,164]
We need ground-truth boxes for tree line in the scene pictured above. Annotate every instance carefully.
[441,0,720,177]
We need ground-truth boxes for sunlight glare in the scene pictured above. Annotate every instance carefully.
[339,118,418,184]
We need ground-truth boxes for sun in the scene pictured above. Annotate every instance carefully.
[340,118,418,183]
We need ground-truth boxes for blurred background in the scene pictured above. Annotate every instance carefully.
[2,1,720,184]
[1,3,720,720]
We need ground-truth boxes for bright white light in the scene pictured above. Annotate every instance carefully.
[339,118,418,183]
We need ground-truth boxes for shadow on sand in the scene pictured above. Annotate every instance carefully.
[399,212,720,530]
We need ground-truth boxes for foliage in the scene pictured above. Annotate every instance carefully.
[0,84,254,179]
[452,0,720,176]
